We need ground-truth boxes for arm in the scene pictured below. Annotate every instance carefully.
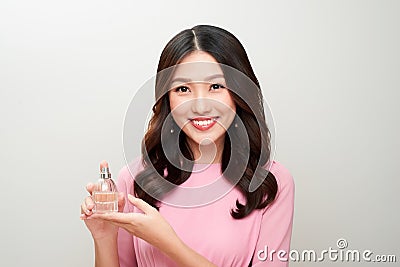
[92,194,217,267]
[81,182,125,267]
[114,161,215,267]
[90,159,216,267]
[130,195,217,267]
[116,167,137,267]
[81,165,137,267]
[94,235,120,267]
[92,166,135,267]
[252,162,295,266]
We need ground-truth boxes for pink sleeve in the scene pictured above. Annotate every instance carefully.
[116,163,139,267]
[252,161,295,266]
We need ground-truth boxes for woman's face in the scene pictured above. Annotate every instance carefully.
[168,51,236,154]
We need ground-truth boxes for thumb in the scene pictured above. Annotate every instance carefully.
[127,194,155,214]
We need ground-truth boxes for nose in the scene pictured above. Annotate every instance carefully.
[191,97,212,115]
[191,84,212,115]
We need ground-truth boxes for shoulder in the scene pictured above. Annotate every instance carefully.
[264,160,295,212]
[259,160,295,215]
[268,160,295,191]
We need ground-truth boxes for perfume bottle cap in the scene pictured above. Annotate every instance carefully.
[100,160,111,179]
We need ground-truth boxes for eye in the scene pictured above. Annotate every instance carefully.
[174,86,190,93]
[210,83,225,90]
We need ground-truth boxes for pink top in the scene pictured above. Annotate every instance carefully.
[116,158,294,267]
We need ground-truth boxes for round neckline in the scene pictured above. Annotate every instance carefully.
[192,162,222,172]
[192,162,222,167]
[193,162,221,165]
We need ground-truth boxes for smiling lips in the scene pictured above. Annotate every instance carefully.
[189,116,218,131]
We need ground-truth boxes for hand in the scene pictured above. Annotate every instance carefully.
[80,183,125,240]
[89,194,218,267]
[89,194,179,250]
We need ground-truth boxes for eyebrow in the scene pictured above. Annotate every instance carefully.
[170,73,225,84]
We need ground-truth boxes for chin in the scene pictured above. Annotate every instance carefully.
[197,138,215,146]
[192,134,224,146]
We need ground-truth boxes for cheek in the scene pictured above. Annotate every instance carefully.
[169,96,189,126]
[220,93,236,117]
[223,96,237,129]
[227,93,236,112]
[228,99,236,113]
[168,92,178,111]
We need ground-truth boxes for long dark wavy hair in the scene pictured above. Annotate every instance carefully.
[134,25,278,219]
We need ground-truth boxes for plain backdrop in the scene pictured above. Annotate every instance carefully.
[1,0,399,266]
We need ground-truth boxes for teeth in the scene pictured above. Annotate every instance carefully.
[192,119,215,126]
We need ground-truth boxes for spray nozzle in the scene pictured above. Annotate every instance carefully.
[100,160,111,179]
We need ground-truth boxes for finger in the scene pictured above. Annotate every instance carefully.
[85,196,94,212]
[80,203,87,215]
[81,196,94,215]
[86,183,95,195]
[127,194,155,214]
[80,207,91,219]
[90,211,142,224]
[84,216,128,229]
[117,192,125,212]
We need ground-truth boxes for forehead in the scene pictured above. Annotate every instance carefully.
[172,62,224,82]
[180,50,218,64]
[172,51,224,82]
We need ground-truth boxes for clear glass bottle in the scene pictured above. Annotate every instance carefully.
[92,161,118,213]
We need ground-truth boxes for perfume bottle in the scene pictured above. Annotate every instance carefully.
[92,160,118,213]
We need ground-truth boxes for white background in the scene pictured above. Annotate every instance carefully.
[1,0,399,266]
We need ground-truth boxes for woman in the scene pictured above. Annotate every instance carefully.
[81,25,294,267]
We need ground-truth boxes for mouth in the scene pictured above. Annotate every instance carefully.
[189,116,219,131]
